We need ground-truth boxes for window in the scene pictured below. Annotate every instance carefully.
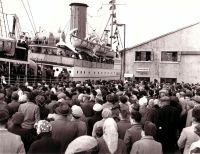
[135,77,150,82]
[160,78,177,84]
[135,51,151,61]
[161,52,178,61]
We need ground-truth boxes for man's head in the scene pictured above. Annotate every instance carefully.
[131,110,141,123]
[143,121,157,137]
[192,106,200,123]
[119,109,130,120]
[0,108,9,125]
[160,96,170,107]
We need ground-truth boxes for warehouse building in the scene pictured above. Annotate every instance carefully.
[122,22,200,83]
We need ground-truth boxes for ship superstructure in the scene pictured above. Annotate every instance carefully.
[29,0,121,82]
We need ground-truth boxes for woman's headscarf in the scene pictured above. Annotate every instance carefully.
[103,118,118,154]
[65,135,97,154]
[35,120,52,135]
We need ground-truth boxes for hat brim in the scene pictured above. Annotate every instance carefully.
[55,107,69,116]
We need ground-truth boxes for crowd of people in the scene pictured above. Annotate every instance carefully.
[0,79,200,154]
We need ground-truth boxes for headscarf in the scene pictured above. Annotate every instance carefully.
[35,120,52,135]
[65,135,97,154]
[103,118,118,154]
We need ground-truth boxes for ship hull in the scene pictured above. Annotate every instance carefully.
[29,52,121,82]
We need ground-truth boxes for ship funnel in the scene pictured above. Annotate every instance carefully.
[70,2,88,39]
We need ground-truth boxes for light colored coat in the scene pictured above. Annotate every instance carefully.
[0,129,25,154]
[130,136,162,154]
[178,123,200,154]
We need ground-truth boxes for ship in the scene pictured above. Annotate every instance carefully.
[0,0,122,84]
[29,0,122,82]
[0,0,30,85]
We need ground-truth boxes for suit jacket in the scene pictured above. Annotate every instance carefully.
[130,136,162,154]
[0,129,25,154]
[28,133,60,154]
[87,114,102,135]
[51,118,79,153]
[156,105,180,153]
[8,125,32,152]
[80,102,94,117]
[178,123,200,154]
[124,123,142,153]
[96,137,127,154]
[71,119,87,136]
[18,102,40,129]
[117,120,131,139]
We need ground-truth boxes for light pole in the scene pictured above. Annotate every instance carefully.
[117,23,126,80]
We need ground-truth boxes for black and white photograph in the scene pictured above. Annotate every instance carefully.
[0,0,200,154]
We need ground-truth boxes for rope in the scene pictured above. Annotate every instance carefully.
[27,0,37,32]
[117,28,124,48]
[5,14,10,36]
[20,0,36,34]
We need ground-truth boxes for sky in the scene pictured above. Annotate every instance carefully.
[2,0,200,49]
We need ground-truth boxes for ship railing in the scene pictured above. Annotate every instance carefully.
[1,75,73,85]
[1,73,120,85]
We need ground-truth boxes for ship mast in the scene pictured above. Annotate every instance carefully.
[110,0,115,49]
[101,0,117,50]
[0,0,8,37]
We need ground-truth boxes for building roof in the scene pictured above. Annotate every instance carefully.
[122,22,200,52]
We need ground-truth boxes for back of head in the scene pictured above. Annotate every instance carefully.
[120,109,130,120]
[192,106,200,123]
[144,121,157,136]
[0,93,5,101]
[160,96,170,106]
[12,112,24,125]
[194,123,200,137]
[102,108,112,119]
[55,104,71,116]
[106,94,114,104]
[11,92,19,101]
[27,92,36,102]
[132,103,140,111]
[35,95,46,107]
[0,108,9,124]
[113,94,119,103]
[131,110,142,123]
[120,95,128,104]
